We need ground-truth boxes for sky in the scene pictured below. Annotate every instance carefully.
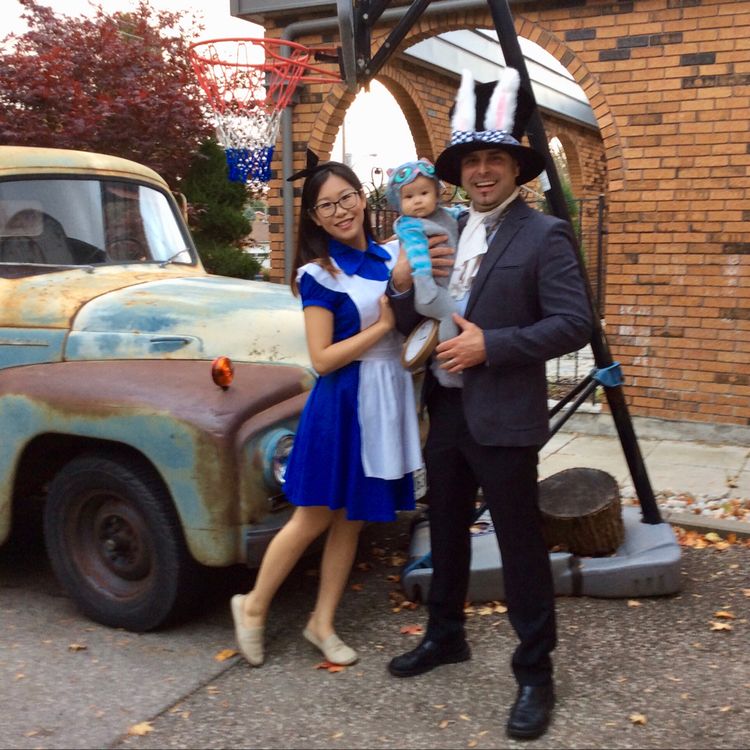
[5,0,417,184]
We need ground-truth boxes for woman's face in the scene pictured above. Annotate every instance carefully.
[309,174,367,250]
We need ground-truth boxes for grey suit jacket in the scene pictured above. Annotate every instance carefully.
[390,196,593,448]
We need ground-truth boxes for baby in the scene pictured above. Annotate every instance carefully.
[386,158,463,343]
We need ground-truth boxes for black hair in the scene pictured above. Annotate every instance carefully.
[290,161,377,294]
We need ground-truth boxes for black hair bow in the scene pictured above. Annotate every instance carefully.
[286,148,322,182]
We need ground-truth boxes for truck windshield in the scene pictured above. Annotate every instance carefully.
[0,178,195,267]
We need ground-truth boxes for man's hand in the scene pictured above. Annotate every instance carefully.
[435,314,487,372]
[428,235,454,278]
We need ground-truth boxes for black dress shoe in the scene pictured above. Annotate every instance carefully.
[506,682,555,740]
[387,637,470,678]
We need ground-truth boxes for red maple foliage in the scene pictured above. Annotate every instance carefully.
[0,0,214,186]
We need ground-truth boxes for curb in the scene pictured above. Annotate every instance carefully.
[659,510,750,540]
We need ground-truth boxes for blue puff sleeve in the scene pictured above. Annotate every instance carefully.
[298,270,344,312]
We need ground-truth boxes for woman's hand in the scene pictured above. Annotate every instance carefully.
[378,294,395,331]
[390,246,413,293]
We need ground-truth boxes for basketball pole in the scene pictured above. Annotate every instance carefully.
[486,0,662,524]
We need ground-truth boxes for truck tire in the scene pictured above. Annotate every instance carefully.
[43,454,195,632]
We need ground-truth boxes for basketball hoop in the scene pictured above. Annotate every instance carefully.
[189,37,341,190]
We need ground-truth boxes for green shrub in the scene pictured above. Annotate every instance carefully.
[197,239,261,280]
[181,140,251,247]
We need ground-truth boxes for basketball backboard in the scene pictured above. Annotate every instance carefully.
[336,0,357,91]
[336,0,372,92]
[336,0,433,92]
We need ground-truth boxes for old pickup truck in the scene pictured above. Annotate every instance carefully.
[0,146,313,631]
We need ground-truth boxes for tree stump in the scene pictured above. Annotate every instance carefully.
[539,467,624,556]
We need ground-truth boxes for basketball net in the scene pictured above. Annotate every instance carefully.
[189,38,340,193]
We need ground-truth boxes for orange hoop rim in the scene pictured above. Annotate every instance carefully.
[188,37,342,88]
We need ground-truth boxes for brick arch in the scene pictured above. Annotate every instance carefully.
[372,70,436,162]
[365,9,621,193]
[549,132,582,194]
[253,0,750,429]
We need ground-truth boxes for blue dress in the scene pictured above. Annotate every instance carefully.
[283,237,423,522]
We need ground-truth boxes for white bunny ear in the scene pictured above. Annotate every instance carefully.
[451,69,476,132]
[484,66,520,132]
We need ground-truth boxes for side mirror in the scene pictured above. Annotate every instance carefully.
[172,191,189,223]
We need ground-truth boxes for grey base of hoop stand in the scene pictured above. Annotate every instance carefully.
[401,505,682,603]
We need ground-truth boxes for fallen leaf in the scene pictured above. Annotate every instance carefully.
[719,705,732,713]
[433,704,446,709]
[386,574,400,582]
[439,719,454,729]
[627,600,642,608]
[24,730,39,737]
[331,731,344,739]
[493,603,508,614]
[68,643,87,652]
[710,621,733,631]
[743,589,750,598]
[714,610,735,619]
[468,741,478,748]
[350,583,364,591]
[704,532,722,543]
[314,661,346,673]
[389,554,407,566]
[14,673,24,680]
[356,562,372,571]
[206,685,221,694]
[127,721,154,736]
[214,648,238,661]
[459,713,471,721]
[629,713,647,725]
[400,624,424,635]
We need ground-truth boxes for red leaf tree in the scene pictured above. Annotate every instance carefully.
[0,0,213,186]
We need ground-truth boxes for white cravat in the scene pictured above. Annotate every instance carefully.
[448,187,520,300]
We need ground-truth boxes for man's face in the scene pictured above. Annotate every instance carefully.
[460,148,520,211]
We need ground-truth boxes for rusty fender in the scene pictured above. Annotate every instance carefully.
[0,360,312,564]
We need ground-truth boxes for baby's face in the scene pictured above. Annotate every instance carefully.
[399,175,439,218]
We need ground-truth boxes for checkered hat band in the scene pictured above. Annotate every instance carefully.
[449,129,520,147]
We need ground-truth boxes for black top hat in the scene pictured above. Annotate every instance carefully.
[434,68,546,187]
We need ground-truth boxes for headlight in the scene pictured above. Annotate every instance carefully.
[260,429,295,491]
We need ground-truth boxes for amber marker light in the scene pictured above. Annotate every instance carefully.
[211,356,234,389]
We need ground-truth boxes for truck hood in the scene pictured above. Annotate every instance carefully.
[65,275,311,367]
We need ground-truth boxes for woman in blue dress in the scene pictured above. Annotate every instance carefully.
[231,153,422,668]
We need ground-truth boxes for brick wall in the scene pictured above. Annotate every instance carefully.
[253,0,749,429]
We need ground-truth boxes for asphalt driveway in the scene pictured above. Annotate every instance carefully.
[1,512,748,750]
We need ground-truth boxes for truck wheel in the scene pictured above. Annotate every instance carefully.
[43,454,195,632]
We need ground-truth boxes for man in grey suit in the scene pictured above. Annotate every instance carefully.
[387,68,593,741]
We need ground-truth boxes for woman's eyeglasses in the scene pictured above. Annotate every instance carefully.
[311,190,361,218]
[392,161,436,185]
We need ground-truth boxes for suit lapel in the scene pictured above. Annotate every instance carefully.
[465,199,527,317]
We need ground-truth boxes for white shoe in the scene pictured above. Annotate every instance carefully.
[231,595,264,666]
[303,627,358,665]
